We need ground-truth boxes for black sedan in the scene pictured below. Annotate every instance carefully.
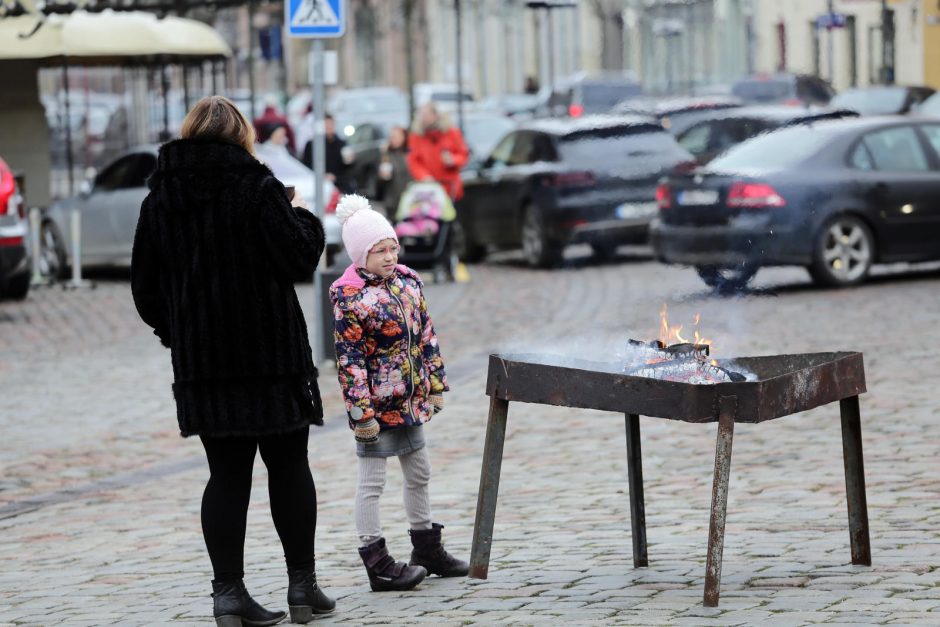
[457,116,695,267]
[676,105,858,164]
[651,117,940,289]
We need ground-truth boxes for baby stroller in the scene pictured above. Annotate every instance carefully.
[394,182,459,283]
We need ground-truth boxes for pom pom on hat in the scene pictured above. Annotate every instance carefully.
[336,193,371,226]
[336,193,399,268]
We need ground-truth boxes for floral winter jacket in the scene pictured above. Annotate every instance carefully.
[330,264,448,431]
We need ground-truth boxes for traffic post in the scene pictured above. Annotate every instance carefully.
[285,0,346,366]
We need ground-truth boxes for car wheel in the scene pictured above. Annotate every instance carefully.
[809,215,874,287]
[40,221,69,281]
[452,220,485,263]
[4,272,30,300]
[521,204,562,268]
[695,265,758,291]
[591,242,618,262]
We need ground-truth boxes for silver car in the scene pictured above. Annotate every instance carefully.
[42,145,340,278]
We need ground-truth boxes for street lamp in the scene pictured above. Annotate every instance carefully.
[524,0,577,99]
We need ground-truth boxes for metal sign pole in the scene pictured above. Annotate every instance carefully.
[311,40,327,367]
[286,0,346,366]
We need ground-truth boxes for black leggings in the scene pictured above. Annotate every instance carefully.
[200,427,317,583]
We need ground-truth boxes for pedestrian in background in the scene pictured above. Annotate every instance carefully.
[524,75,540,94]
[407,103,469,201]
[131,95,334,626]
[329,194,469,593]
[254,97,297,155]
[303,113,355,193]
[377,125,411,217]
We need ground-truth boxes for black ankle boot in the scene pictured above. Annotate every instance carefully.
[358,537,427,592]
[286,567,335,623]
[409,523,469,577]
[211,580,285,627]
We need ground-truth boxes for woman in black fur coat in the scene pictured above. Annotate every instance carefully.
[131,96,334,626]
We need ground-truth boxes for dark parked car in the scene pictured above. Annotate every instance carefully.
[676,105,859,164]
[830,85,935,116]
[0,156,30,299]
[540,73,644,118]
[611,95,744,135]
[651,117,940,289]
[731,73,835,106]
[456,115,695,267]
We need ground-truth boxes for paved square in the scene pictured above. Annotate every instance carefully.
[2,255,939,625]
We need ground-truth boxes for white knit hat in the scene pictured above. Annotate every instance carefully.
[336,194,399,268]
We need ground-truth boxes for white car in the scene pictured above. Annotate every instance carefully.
[413,82,474,112]
[41,145,340,279]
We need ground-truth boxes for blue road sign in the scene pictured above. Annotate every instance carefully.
[286,0,346,38]
[816,12,847,30]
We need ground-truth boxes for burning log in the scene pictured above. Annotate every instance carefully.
[625,339,747,384]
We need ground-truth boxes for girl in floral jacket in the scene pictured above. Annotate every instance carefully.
[329,194,468,592]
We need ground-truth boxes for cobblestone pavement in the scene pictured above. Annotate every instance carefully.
[2,250,939,626]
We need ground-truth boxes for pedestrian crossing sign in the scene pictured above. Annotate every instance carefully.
[286,0,346,38]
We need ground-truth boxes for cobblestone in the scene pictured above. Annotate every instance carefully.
[2,255,940,623]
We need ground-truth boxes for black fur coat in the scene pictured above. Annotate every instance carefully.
[132,138,325,437]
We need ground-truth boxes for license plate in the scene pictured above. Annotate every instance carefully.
[677,189,719,206]
[616,202,658,219]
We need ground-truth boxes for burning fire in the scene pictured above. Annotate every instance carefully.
[659,304,712,348]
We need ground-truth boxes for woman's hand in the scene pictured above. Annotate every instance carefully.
[291,193,310,211]
[354,417,380,443]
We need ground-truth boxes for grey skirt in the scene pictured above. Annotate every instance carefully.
[357,424,426,458]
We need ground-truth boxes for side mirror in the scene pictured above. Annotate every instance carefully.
[79,179,93,196]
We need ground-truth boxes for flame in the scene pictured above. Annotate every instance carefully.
[659,304,712,347]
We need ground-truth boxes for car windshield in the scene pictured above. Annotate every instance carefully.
[708,124,834,171]
[732,78,792,102]
[432,92,474,103]
[831,87,907,115]
[559,127,685,170]
[581,83,642,109]
[464,117,516,157]
[917,93,940,116]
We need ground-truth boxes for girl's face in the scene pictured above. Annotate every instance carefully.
[364,238,399,278]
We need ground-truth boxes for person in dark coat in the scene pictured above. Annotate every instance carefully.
[302,114,354,193]
[131,95,335,626]
[377,125,411,217]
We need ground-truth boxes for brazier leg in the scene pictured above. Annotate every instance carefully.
[704,396,737,607]
[625,413,648,567]
[469,395,509,579]
[840,395,872,566]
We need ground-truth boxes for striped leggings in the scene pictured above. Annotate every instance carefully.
[355,447,433,546]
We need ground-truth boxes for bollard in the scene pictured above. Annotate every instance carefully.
[28,207,49,287]
[66,206,93,289]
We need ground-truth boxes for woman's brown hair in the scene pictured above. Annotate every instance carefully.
[180,95,256,154]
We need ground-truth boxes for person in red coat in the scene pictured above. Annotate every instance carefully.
[406,103,469,200]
